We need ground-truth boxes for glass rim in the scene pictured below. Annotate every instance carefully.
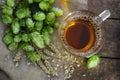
[58,10,106,58]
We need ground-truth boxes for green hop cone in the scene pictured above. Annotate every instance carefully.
[2,15,12,24]
[2,5,13,16]
[19,19,26,27]
[35,21,43,32]
[43,0,55,3]
[47,0,55,4]
[46,26,54,34]
[14,34,22,43]
[42,31,51,45]
[21,43,34,52]
[27,51,41,63]
[39,1,50,11]
[87,54,100,69]
[54,21,60,28]
[11,20,20,34]
[45,12,56,25]
[8,42,18,51]
[22,34,31,42]
[31,32,45,48]
[34,0,42,3]
[33,12,46,21]
[51,7,63,17]
[28,0,33,4]
[3,33,13,45]
[6,0,15,7]
[16,8,31,19]
[26,18,34,30]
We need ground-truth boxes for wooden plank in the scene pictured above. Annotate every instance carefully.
[0,0,88,80]
[99,19,120,58]
[67,20,120,80]
[53,0,88,23]
[67,59,120,80]
[88,0,120,18]
[67,0,88,11]
[0,69,10,80]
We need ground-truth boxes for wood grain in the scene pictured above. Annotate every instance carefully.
[67,0,88,11]
[88,0,120,18]
[0,0,120,80]
[67,59,120,80]
[99,20,120,58]
[67,1,120,80]
[0,69,10,80]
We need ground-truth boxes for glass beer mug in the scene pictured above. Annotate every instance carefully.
[58,10,111,57]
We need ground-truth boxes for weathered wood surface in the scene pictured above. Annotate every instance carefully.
[88,0,120,18]
[67,0,88,11]
[68,0,120,80]
[88,0,120,58]
[0,0,120,80]
[0,0,88,80]
[100,20,120,58]
[67,59,120,80]
[0,69,10,80]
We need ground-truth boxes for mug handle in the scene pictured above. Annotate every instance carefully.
[95,10,111,24]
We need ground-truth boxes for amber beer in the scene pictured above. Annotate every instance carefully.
[65,19,95,51]
[59,10,110,57]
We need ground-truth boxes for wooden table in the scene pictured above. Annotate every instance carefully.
[0,0,120,80]
[67,0,120,80]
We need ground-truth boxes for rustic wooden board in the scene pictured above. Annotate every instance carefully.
[88,0,120,18]
[67,58,120,80]
[67,1,120,79]
[67,0,88,11]
[0,0,88,80]
[0,69,10,80]
[0,0,120,80]
[100,19,120,58]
